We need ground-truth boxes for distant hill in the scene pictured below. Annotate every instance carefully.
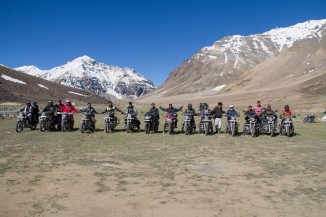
[0,65,108,105]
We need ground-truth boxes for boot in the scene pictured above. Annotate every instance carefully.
[215,125,219,134]
[218,128,221,134]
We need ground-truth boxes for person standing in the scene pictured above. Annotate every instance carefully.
[211,102,225,134]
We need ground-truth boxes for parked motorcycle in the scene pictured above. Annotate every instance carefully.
[39,112,55,132]
[163,113,177,135]
[58,112,74,132]
[80,112,95,133]
[104,111,118,133]
[303,113,316,123]
[280,116,294,137]
[124,112,139,133]
[16,112,37,132]
[182,111,196,135]
[225,114,239,137]
[261,115,277,137]
[243,114,260,137]
[144,112,158,134]
[199,112,213,135]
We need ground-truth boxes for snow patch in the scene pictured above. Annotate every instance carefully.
[67,91,87,97]
[212,84,226,92]
[1,74,26,84]
[286,74,294,78]
[37,84,49,89]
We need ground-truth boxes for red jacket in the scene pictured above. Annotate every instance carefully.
[253,105,264,116]
[61,105,79,113]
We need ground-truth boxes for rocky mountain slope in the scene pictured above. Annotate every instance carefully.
[15,56,156,99]
[150,19,326,97]
[0,65,107,104]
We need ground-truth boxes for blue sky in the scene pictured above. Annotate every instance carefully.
[1,0,325,86]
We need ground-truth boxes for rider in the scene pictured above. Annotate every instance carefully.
[55,99,65,130]
[226,105,239,120]
[80,102,98,129]
[103,100,121,124]
[42,100,57,116]
[183,103,197,131]
[30,101,39,127]
[159,104,183,128]
[262,104,277,121]
[19,101,32,116]
[149,103,160,127]
[282,105,294,117]
[124,102,140,131]
[211,102,225,134]
[244,105,260,124]
[61,100,79,113]
[200,104,212,120]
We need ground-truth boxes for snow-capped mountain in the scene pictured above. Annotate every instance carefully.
[16,56,156,99]
[153,19,326,97]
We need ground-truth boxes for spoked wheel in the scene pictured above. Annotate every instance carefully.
[145,123,150,134]
[205,123,209,136]
[81,123,85,133]
[40,121,46,132]
[16,121,24,132]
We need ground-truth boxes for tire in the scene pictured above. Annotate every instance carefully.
[39,121,46,132]
[205,123,209,136]
[303,117,307,123]
[126,122,131,133]
[16,121,23,132]
[270,124,275,137]
[105,122,110,133]
[62,121,66,132]
[286,125,291,137]
[81,123,85,133]
[168,123,173,135]
[145,123,150,134]
[184,123,189,135]
[250,124,255,137]
[231,123,236,137]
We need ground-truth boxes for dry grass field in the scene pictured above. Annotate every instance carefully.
[1,113,326,217]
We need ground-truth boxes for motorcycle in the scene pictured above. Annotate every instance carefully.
[39,112,55,132]
[243,114,260,137]
[182,111,196,135]
[163,113,177,135]
[303,113,316,123]
[261,115,277,137]
[80,112,95,133]
[124,113,139,133]
[16,112,37,132]
[280,116,294,137]
[104,111,118,133]
[199,112,213,135]
[144,112,158,134]
[58,112,74,132]
[225,114,239,137]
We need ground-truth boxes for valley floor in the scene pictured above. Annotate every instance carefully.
[1,115,326,217]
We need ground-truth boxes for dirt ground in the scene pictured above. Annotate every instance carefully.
[1,116,326,217]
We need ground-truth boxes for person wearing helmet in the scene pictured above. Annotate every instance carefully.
[211,102,225,134]
[183,103,198,132]
[61,100,79,113]
[226,105,239,120]
[159,104,183,128]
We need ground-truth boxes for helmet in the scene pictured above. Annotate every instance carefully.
[229,105,234,108]
[26,101,31,104]
[188,103,192,107]
[66,100,71,103]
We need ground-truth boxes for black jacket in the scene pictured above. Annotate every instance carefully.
[211,106,225,118]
